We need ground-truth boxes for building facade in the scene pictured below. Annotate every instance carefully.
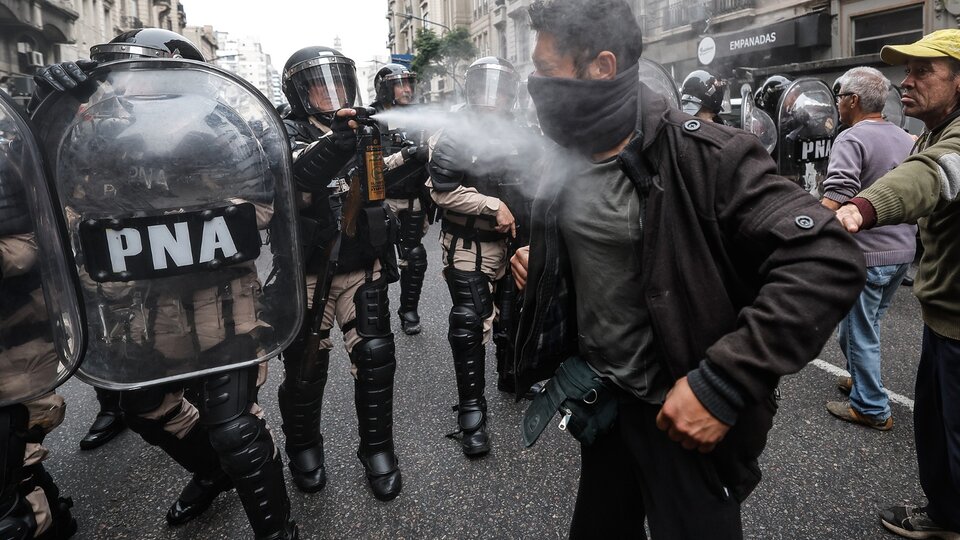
[388,0,954,119]
[214,31,282,106]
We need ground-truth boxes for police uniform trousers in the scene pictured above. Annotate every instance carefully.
[112,271,294,538]
[277,259,401,500]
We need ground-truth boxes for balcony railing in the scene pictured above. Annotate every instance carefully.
[713,0,756,16]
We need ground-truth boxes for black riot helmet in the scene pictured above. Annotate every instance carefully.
[464,57,519,111]
[90,28,205,63]
[282,46,358,122]
[681,70,726,116]
[375,63,416,108]
[754,75,792,115]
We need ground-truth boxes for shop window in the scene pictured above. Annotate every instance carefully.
[852,4,923,56]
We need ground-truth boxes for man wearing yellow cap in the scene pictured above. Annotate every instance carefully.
[837,29,960,539]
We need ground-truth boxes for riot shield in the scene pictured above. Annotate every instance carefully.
[0,93,85,406]
[740,84,777,154]
[776,78,838,196]
[884,84,907,129]
[638,59,680,110]
[32,60,305,389]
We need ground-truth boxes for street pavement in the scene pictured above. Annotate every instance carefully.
[47,223,927,539]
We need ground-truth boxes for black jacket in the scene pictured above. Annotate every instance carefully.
[515,84,865,501]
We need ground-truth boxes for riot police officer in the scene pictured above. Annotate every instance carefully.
[427,57,534,456]
[680,69,727,124]
[372,64,431,336]
[279,46,402,501]
[31,29,299,539]
[0,91,84,539]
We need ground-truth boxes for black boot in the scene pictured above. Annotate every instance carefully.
[166,468,233,526]
[79,388,125,451]
[454,397,489,457]
[278,343,329,493]
[353,337,402,502]
[397,244,427,335]
[124,399,230,526]
[448,299,491,457]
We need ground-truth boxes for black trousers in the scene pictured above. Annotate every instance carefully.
[915,325,960,532]
[569,399,742,540]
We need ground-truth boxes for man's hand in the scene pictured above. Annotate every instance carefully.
[511,246,529,290]
[835,204,863,233]
[495,202,517,238]
[330,108,358,152]
[655,376,730,453]
[34,60,98,92]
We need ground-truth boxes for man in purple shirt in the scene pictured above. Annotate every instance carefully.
[821,66,916,430]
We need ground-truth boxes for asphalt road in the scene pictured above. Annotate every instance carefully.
[46,224,928,539]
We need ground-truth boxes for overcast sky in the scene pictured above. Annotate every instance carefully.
[179,0,392,72]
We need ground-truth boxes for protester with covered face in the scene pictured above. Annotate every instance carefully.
[836,30,960,539]
[820,66,916,432]
[510,0,865,536]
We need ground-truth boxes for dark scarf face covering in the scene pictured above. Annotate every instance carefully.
[527,63,639,155]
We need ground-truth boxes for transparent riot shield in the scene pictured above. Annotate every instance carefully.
[0,92,85,406]
[31,60,305,389]
[639,59,681,110]
[740,84,777,154]
[884,84,907,129]
[776,78,838,196]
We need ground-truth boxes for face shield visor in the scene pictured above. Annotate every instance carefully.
[287,57,358,116]
[465,65,519,110]
[383,72,417,106]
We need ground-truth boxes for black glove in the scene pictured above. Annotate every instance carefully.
[34,60,98,92]
[400,142,429,163]
[330,110,357,153]
[428,137,467,192]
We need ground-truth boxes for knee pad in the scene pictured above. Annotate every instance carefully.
[207,413,274,473]
[448,305,484,353]
[353,278,391,339]
[445,268,493,319]
[405,244,428,273]
[352,337,396,388]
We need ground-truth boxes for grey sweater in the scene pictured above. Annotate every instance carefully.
[822,120,917,266]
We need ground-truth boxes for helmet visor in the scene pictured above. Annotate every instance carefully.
[290,61,357,115]
[465,67,518,109]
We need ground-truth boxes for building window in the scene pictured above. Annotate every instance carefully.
[852,4,923,56]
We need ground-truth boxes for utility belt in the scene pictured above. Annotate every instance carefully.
[440,217,507,244]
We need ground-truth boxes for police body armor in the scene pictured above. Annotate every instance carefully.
[0,91,85,540]
[774,78,839,196]
[31,59,305,389]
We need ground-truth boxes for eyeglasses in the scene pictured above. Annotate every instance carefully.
[835,92,856,102]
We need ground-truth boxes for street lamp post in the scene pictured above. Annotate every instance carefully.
[386,11,451,33]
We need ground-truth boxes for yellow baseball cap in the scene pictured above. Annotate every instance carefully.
[881,29,960,65]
